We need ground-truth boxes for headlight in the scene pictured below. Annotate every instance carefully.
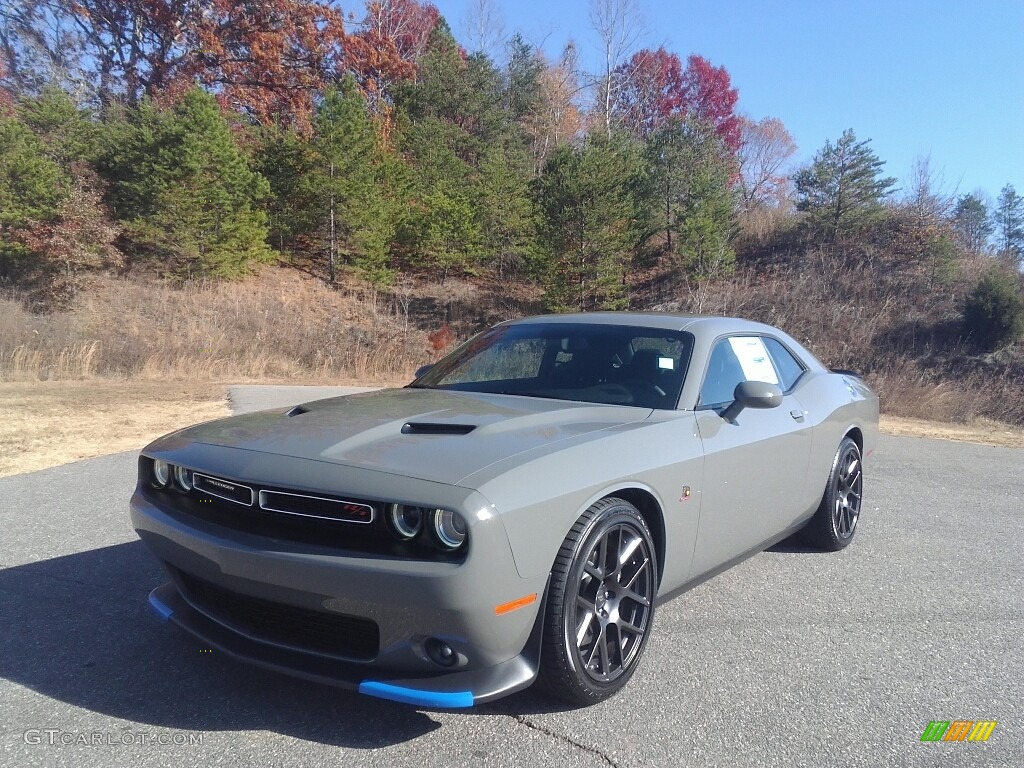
[174,465,193,491]
[387,504,424,540]
[431,509,467,550]
[152,459,171,487]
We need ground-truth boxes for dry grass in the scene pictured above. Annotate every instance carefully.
[0,267,435,383]
[644,247,1024,427]
[0,380,231,477]
[2,251,1022,483]
[880,415,1024,449]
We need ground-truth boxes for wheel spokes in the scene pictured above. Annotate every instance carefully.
[573,521,654,682]
[576,608,596,646]
[832,447,863,539]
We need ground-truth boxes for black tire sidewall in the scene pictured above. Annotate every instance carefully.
[830,439,862,543]
[549,499,658,702]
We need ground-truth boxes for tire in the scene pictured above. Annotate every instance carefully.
[538,497,658,705]
[801,437,863,551]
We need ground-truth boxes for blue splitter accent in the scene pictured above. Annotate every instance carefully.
[358,681,474,708]
[148,590,174,621]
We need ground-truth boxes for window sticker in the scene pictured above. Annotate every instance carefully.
[658,357,674,370]
[727,337,779,384]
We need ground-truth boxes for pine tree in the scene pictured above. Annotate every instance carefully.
[16,86,100,168]
[392,26,502,280]
[505,33,543,125]
[254,124,318,258]
[102,88,272,278]
[0,116,68,273]
[307,79,396,285]
[993,184,1024,266]
[533,133,646,311]
[794,129,896,241]
[476,139,539,276]
[963,270,1024,351]
[393,112,483,280]
[645,117,737,281]
[416,184,483,282]
[952,193,993,254]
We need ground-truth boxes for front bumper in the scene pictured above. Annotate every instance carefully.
[147,582,543,707]
[131,485,548,707]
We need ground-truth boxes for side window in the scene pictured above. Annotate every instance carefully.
[763,337,805,391]
[699,336,779,408]
[698,340,746,408]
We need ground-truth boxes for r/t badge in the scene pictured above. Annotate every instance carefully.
[680,486,691,502]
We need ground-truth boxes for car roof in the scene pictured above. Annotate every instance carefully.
[504,312,783,336]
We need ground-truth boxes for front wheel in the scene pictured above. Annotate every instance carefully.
[801,437,863,551]
[538,497,658,705]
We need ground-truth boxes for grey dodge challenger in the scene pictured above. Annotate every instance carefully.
[131,312,878,707]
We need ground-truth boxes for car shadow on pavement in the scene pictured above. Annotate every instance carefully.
[0,541,443,747]
[765,533,827,554]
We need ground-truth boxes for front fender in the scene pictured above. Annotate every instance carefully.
[474,414,703,591]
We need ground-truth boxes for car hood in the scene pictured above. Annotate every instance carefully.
[172,387,652,486]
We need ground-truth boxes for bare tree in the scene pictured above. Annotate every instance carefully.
[524,42,583,173]
[736,116,797,213]
[902,153,958,224]
[588,0,644,138]
[0,0,90,101]
[462,0,505,58]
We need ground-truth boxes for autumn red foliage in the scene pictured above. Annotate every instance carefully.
[347,0,441,113]
[613,47,684,139]
[614,50,740,151]
[60,0,346,132]
[679,55,741,151]
[427,323,456,352]
[193,0,348,133]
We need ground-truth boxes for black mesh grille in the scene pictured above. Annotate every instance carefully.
[175,570,379,661]
[137,458,465,561]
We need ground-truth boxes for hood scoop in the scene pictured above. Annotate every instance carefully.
[286,405,310,417]
[401,422,476,436]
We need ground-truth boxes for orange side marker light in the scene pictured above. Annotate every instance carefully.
[495,593,538,615]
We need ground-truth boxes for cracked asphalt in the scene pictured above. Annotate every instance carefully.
[1,385,1021,767]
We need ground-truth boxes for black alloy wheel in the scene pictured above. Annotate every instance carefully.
[801,436,863,551]
[539,497,658,704]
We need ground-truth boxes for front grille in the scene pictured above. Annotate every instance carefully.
[257,490,375,524]
[193,473,254,506]
[175,570,379,661]
[138,458,466,561]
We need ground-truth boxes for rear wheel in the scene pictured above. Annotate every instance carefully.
[801,437,863,551]
[538,497,658,705]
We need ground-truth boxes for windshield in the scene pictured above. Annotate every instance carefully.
[412,322,694,410]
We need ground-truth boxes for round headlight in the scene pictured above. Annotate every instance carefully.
[152,459,171,487]
[388,504,424,540]
[431,509,467,550]
[174,465,193,491]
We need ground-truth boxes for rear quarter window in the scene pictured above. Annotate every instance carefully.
[763,337,806,391]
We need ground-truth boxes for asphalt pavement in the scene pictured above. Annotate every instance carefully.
[1,385,1021,767]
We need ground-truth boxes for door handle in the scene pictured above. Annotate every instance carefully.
[790,409,805,422]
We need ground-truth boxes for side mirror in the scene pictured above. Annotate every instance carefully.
[414,364,434,379]
[721,381,783,422]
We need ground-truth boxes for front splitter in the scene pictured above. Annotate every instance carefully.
[147,582,543,707]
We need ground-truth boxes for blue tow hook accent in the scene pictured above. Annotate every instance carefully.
[148,590,174,621]
[358,681,474,708]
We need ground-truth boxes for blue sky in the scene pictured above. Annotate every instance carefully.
[431,0,1023,203]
